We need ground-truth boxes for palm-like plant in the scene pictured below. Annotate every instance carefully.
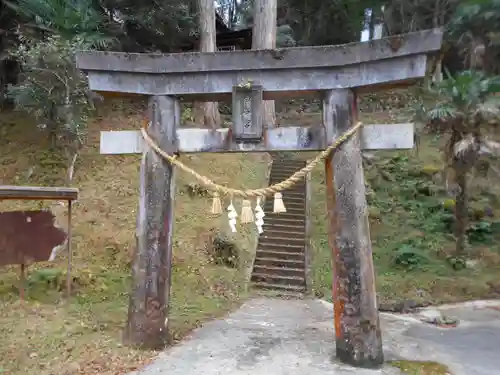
[448,0,500,74]
[3,0,113,48]
[416,70,500,255]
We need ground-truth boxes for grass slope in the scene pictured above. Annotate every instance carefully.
[390,360,451,375]
[311,111,500,306]
[0,99,269,375]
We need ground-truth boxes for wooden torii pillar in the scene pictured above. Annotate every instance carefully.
[76,29,443,368]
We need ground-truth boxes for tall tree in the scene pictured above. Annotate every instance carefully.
[252,0,277,127]
[416,70,500,256]
[193,0,220,128]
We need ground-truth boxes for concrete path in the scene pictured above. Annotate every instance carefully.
[395,300,500,375]
[130,298,500,375]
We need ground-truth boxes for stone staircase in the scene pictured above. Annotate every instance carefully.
[251,159,308,296]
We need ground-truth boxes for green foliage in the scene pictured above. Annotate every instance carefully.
[448,0,500,74]
[365,153,500,269]
[420,71,500,165]
[282,0,382,46]
[27,268,64,288]
[465,219,500,244]
[448,0,500,39]
[276,24,295,47]
[414,71,500,260]
[364,153,500,269]
[467,220,494,243]
[3,0,113,47]
[8,34,97,147]
[393,242,432,271]
[390,360,451,375]
[311,145,500,306]
[115,0,198,50]
[365,156,451,268]
[420,70,500,134]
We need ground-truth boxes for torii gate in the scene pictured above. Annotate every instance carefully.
[76,29,443,369]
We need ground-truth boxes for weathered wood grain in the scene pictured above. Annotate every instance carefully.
[125,95,178,349]
[232,85,263,141]
[86,80,422,101]
[99,123,414,154]
[0,185,78,200]
[83,54,428,100]
[76,29,442,73]
[323,89,383,368]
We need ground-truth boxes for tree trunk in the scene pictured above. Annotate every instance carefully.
[454,171,468,256]
[368,9,375,40]
[0,63,5,108]
[193,0,220,128]
[252,0,277,128]
[429,0,443,83]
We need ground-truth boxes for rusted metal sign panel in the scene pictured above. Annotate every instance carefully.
[0,210,67,266]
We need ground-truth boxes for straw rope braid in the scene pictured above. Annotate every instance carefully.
[140,121,363,198]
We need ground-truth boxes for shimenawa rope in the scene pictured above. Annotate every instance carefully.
[140,121,363,199]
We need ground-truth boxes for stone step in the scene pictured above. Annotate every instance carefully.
[262,222,305,231]
[264,211,305,219]
[274,189,305,196]
[264,210,305,217]
[259,234,305,245]
[268,182,306,189]
[252,280,306,293]
[269,175,306,182]
[275,195,306,203]
[255,249,305,261]
[263,216,305,226]
[268,190,305,197]
[269,191,305,197]
[270,173,305,177]
[265,197,305,204]
[270,174,304,179]
[264,201,304,208]
[264,210,305,221]
[251,273,305,286]
[265,218,305,225]
[265,198,304,205]
[278,195,306,201]
[251,288,305,299]
[261,228,305,237]
[259,234,305,246]
[270,175,305,181]
[254,256,305,269]
[264,210,304,217]
[253,265,304,278]
[251,159,308,295]
[258,241,305,253]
